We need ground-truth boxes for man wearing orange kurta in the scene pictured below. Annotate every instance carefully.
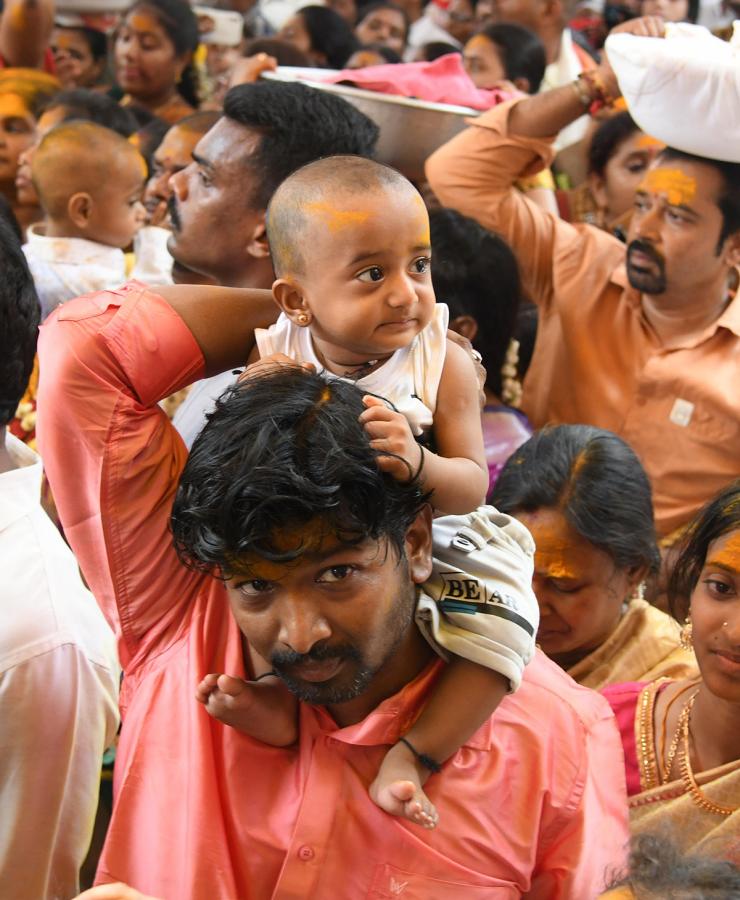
[37,281,628,900]
[426,25,740,540]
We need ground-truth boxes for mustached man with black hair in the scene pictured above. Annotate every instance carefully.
[38,262,628,897]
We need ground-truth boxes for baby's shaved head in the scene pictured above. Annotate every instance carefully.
[32,120,145,218]
[267,156,419,277]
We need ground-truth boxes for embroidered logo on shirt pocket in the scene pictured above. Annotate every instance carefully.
[366,863,519,899]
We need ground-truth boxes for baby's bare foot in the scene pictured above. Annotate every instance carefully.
[195,673,298,747]
[369,741,439,829]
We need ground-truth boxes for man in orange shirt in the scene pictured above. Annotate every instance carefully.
[426,18,740,539]
[37,280,628,899]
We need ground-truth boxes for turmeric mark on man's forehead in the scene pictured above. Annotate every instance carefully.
[640,169,697,207]
[304,200,371,233]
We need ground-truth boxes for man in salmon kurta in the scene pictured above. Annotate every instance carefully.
[426,23,740,541]
[37,282,629,899]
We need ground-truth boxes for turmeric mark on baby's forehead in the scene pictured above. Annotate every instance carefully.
[304,200,371,233]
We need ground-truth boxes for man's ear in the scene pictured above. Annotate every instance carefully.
[272,277,312,326]
[721,230,740,270]
[405,505,433,585]
[246,215,271,260]
[67,192,93,229]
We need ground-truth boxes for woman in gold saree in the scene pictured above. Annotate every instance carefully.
[603,480,740,861]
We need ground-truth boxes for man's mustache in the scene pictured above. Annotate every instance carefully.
[271,642,360,670]
[627,239,665,269]
[168,195,182,233]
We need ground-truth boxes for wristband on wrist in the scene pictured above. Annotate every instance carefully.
[572,69,617,116]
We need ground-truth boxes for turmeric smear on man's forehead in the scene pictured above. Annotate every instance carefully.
[639,168,697,207]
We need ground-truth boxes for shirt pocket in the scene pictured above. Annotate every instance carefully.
[366,863,520,899]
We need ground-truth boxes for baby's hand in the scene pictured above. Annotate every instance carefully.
[359,395,422,482]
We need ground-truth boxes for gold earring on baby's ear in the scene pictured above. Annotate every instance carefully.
[679,615,693,650]
[297,312,311,326]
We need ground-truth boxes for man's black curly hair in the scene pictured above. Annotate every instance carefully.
[171,370,429,577]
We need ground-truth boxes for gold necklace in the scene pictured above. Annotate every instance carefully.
[679,693,738,817]
[660,682,697,783]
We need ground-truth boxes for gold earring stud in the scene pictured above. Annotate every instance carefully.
[297,313,310,326]
[679,616,693,650]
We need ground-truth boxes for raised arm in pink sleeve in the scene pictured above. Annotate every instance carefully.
[36,283,208,671]
[426,100,584,311]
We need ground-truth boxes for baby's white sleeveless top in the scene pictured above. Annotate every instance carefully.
[255,304,449,437]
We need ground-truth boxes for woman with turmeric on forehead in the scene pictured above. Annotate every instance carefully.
[604,481,740,859]
[491,424,697,689]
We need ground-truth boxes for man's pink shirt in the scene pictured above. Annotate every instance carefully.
[37,283,629,900]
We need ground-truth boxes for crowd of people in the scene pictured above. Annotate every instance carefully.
[0,0,739,896]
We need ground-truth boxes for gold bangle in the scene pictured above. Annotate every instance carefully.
[572,73,593,108]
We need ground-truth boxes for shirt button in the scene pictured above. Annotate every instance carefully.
[298,845,315,861]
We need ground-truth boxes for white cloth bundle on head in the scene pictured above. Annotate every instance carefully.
[605,23,740,163]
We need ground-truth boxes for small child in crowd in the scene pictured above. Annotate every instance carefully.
[23,120,146,320]
[196,156,539,828]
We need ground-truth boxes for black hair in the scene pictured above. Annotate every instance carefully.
[668,480,740,621]
[125,0,200,107]
[40,88,138,136]
[429,207,521,398]
[133,115,171,175]
[297,5,359,68]
[0,216,40,426]
[353,43,403,63]
[171,370,430,576]
[245,38,312,67]
[54,25,108,62]
[418,41,462,61]
[0,194,22,243]
[475,23,546,93]
[659,147,740,252]
[687,0,700,22]
[222,80,379,209]
[491,425,660,576]
[356,2,410,40]
[606,833,740,897]
[587,110,639,178]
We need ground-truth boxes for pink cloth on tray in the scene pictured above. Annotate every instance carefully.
[314,52,513,111]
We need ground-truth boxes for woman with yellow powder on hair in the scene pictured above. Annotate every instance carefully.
[491,424,697,689]
[603,481,740,861]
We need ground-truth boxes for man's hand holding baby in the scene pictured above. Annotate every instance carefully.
[360,395,423,483]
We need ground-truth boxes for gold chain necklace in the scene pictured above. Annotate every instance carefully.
[678,693,738,817]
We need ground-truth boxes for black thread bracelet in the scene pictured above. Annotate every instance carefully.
[253,670,277,681]
[399,736,442,774]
